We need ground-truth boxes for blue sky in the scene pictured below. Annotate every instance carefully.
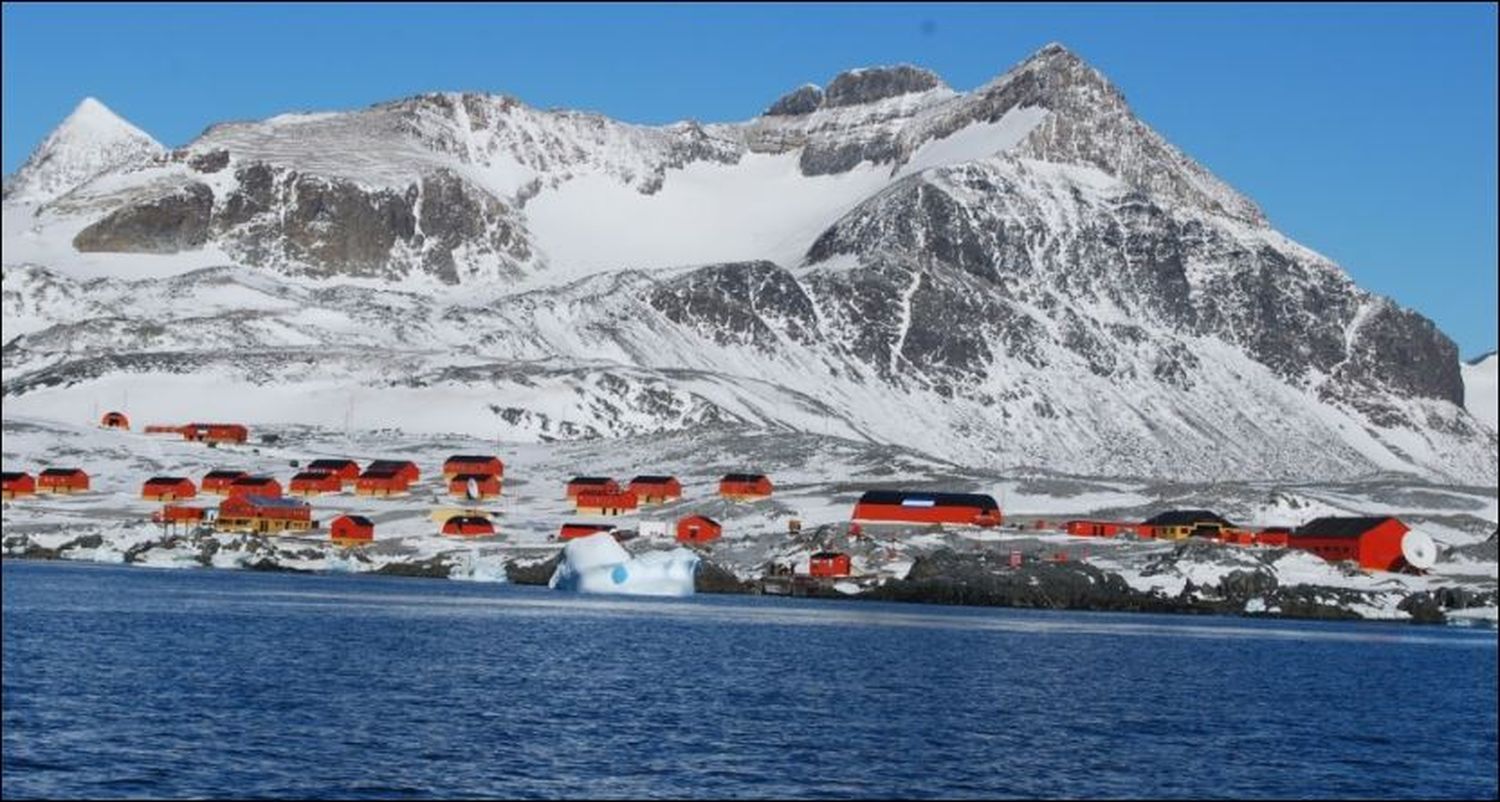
[3,3,1495,356]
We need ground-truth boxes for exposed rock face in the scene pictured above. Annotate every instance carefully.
[765,85,824,116]
[649,261,819,351]
[73,183,213,253]
[823,65,944,108]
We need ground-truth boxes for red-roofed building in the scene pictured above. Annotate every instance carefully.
[306,459,361,487]
[216,495,313,534]
[559,522,617,541]
[1288,517,1412,572]
[809,551,852,578]
[185,423,249,444]
[355,467,410,497]
[566,477,618,498]
[1064,520,1129,538]
[366,460,420,483]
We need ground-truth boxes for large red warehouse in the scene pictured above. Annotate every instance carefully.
[1288,516,1413,572]
[37,468,90,494]
[719,473,772,500]
[852,491,1002,527]
[628,475,682,504]
[142,477,196,501]
[185,423,249,444]
[442,455,503,479]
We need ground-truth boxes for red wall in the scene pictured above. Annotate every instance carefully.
[853,502,999,527]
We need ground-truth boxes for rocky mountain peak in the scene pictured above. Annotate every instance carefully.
[4,97,164,203]
[823,64,947,108]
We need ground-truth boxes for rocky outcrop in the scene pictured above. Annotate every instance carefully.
[765,85,824,116]
[823,65,944,108]
[73,183,213,253]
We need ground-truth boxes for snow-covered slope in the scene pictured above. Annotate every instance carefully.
[1463,352,1498,432]
[2,44,1495,485]
[3,98,163,204]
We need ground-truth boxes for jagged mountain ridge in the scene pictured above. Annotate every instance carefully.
[2,43,1494,483]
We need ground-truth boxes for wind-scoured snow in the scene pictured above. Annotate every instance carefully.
[1463,352,1497,431]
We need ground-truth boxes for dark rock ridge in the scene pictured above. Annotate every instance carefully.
[823,65,944,108]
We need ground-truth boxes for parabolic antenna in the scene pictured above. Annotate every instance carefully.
[466,477,480,501]
[1401,530,1438,571]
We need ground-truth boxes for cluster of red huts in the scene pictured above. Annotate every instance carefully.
[1060,509,1422,572]
[555,472,773,546]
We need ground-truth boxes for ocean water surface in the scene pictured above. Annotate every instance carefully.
[3,561,1496,799]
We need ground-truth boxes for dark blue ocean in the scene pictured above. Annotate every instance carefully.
[3,561,1496,799]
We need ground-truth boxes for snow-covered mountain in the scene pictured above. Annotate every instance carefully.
[3,44,1495,484]
[1463,352,1498,432]
[2,98,164,204]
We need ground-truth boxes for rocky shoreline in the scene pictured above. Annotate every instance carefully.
[6,531,1494,627]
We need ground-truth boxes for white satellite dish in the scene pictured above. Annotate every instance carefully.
[1401,530,1437,571]
[465,477,481,501]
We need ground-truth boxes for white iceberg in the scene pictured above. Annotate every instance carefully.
[548,532,699,597]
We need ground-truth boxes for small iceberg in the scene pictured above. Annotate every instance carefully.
[548,532,699,597]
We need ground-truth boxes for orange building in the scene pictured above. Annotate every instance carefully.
[442,516,494,537]
[201,469,247,495]
[719,473,772,500]
[2,471,36,499]
[449,473,502,499]
[330,514,375,545]
[216,495,313,534]
[575,491,639,516]
[289,471,342,496]
[37,468,90,494]
[628,475,682,504]
[676,515,722,544]
[852,491,1002,528]
[1288,517,1412,572]
[100,411,130,430]
[185,423,249,444]
[559,522,617,541]
[142,477,196,501]
[566,477,619,498]
[809,551,852,577]
[226,476,282,499]
[442,455,503,479]
[366,460,420,483]
[355,467,410,497]
[306,459,361,487]
[1064,520,1129,538]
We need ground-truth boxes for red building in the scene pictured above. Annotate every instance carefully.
[1255,527,1292,548]
[1138,510,1234,541]
[367,460,420,483]
[809,551,852,577]
[152,504,207,525]
[449,473,502,499]
[100,411,130,430]
[676,515,722,544]
[442,516,495,537]
[330,514,375,544]
[306,459,362,486]
[559,522,617,541]
[443,455,503,479]
[226,476,282,499]
[2,471,36,499]
[355,467,410,497]
[1216,529,1258,546]
[1064,520,1129,538]
[852,491,1002,527]
[185,423,249,444]
[1288,516,1412,572]
[719,473,773,500]
[37,468,90,494]
[628,475,682,504]
[575,491,639,516]
[216,495,313,534]
[142,477,196,501]
[566,477,619,498]
[201,469,248,495]
[289,471,342,496]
